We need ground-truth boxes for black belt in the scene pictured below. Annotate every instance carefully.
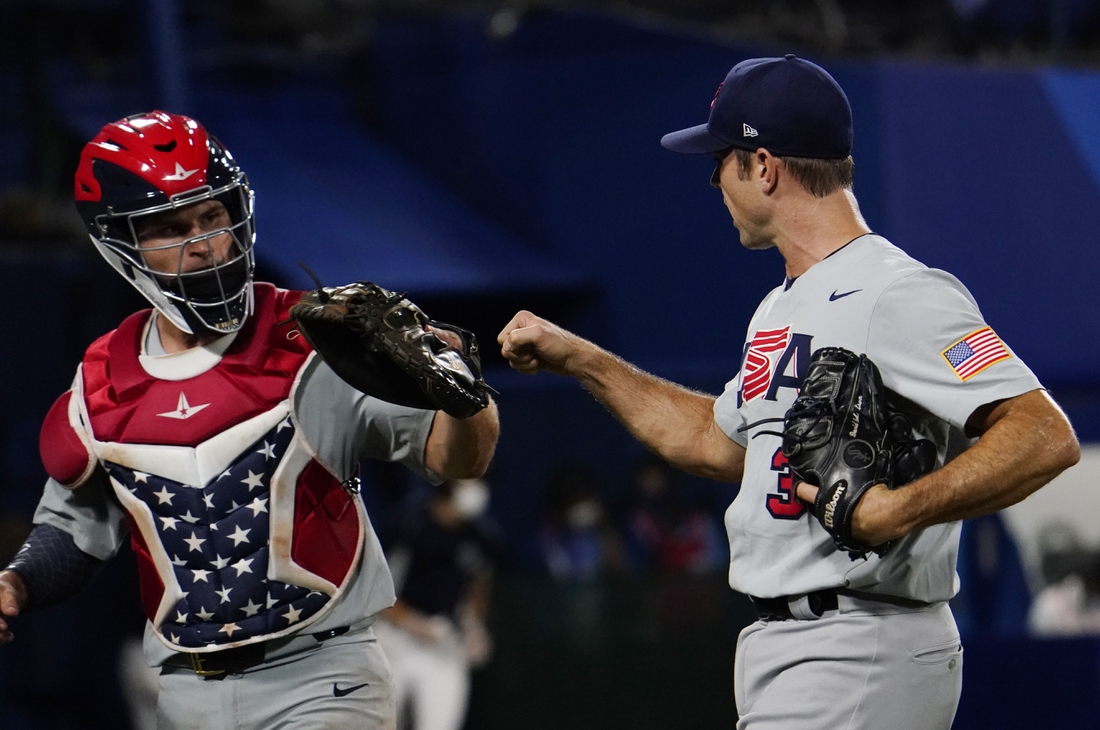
[751,589,839,621]
[166,626,350,679]
[750,588,932,622]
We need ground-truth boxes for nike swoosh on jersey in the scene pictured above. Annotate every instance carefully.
[333,682,370,697]
[829,289,863,301]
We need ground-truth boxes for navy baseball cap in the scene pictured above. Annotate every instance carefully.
[661,54,853,159]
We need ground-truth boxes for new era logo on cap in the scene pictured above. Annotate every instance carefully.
[743,123,759,138]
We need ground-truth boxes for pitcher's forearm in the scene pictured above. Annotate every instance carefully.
[902,391,1079,532]
[852,389,1080,544]
[569,343,744,481]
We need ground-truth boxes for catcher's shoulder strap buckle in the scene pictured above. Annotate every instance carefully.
[342,476,362,495]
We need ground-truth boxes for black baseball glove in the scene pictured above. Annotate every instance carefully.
[288,280,493,419]
[780,347,935,560]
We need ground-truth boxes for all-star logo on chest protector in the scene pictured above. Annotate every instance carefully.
[156,392,211,420]
[738,325,814,405]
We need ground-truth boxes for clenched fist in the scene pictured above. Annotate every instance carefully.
[497,311,589,377]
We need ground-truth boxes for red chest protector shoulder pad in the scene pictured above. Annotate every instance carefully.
[40,392,96,488]
[40,332,113,489]
[40,284,311,487]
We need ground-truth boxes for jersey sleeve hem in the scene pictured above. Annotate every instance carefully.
[943,383,1045,434]
[33,506,121,562]
[385,405,442,485]
[714,396,749,448]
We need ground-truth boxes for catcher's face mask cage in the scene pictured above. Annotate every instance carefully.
[74,111,256,335]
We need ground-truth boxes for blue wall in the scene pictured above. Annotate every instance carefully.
[350,14,1100,587]
[368,13,1100,398]
[19,7,1100,594]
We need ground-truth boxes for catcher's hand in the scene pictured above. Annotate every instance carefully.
[288,281,492,419]
[0,570,26,645]
[781,347,933,560]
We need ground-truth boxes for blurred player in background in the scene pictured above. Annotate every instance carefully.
[621,453,725,574]
[532,465,620,581]
[0,110,499,730]
[498,55,1079,728]
[376,478,501,730]
[1029,523,1100,636]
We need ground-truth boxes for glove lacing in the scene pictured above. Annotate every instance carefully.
[737,397,836,443]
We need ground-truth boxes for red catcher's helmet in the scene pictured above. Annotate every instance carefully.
[74,111,256,335]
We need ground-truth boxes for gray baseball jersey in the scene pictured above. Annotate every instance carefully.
[713,234,1041,602]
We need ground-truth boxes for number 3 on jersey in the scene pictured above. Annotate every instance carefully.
[767,446,806,519]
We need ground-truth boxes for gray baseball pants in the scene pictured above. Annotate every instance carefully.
[735,598,962,729]
[156,625,395,729]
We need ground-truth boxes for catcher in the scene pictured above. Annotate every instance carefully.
[498,55,1079,730]
[0,111,498,730]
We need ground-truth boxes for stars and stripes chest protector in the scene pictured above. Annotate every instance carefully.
[40,284,366,652]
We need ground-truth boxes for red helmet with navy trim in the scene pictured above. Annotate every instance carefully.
[74,111,256,335]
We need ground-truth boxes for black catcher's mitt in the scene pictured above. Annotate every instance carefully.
[288,281,492,419]
[780,347,935,560]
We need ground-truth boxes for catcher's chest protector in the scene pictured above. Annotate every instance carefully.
[40,284,365,651]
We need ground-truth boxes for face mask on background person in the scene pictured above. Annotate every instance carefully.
[565,499,602,530]
[452,479,490,519]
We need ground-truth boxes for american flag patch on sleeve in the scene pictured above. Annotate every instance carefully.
[941,327,1011,380]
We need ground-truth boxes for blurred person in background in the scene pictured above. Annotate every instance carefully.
[1029,553,1100,636]
[376,478,501,730]
[0,110,499,730]
[621,453,726,574]
[1028,522,1100,636]
[530,465,621,581]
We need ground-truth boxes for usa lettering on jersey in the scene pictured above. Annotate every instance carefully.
[737,326,812,405]
[742,327,791,401]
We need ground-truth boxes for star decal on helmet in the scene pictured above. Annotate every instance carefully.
[164,162,200,181]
